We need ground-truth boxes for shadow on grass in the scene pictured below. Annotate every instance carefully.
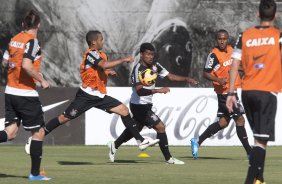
[57,161,94,165]
[180,156,233,160]
[0,173,27,179]
[109,160,161,165]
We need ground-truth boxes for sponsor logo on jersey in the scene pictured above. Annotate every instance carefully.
[91,51,100,59]
[213,64,220,71]
[254,63,265,69]
[222,59,232,66]
[206,55,214,69]
[87,55,95,64]
[10,41,24,49]
[246,37,275,47]
[152,65,157,72]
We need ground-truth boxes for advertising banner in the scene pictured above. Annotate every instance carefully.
[85,87,282,146]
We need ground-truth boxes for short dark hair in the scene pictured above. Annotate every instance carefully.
[86,30,102,46]
[22,10,40,30]
[259,0,276,21]
[140,43,155,53]
[216,29,229,39]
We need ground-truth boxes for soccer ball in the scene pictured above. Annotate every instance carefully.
[138,69,157,86]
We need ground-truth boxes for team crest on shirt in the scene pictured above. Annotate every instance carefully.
[70,109,78,117]
[152,65,157,73]
[150,114,158,121]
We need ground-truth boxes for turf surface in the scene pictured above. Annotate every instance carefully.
[0,145,281,184]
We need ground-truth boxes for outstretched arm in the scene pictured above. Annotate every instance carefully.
[135,84,170,96]
[166,73,199,85]
[98,56,133,70]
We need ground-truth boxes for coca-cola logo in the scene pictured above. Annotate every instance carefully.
[109,95,237,141]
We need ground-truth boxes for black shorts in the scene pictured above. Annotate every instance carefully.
[5,94,45,131]
[242,90,277,141]
[64,88,122,119]
[130,103,161,128]
[217,93,245,119]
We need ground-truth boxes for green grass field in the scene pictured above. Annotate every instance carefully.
[0,145,281,184]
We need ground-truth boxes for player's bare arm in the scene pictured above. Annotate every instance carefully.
[226,58,240,112]
[166,73,199,85]
[98,56,133,70]
[135,84,170,96]
[203,72,227,86]
[22,58,50,89]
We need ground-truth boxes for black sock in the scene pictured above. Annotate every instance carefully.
[198,122,222,145]
[121,115,144,142]
[245,146,266,184]
[157,132,171,161]
[0,131,8,143]
[30,140,43,176]
[115,129,133,149]
[236,126,252,155]
[44,117,61,136]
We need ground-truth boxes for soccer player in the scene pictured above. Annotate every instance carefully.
[107,42,198,164]
[25,31,159,154]
[226,1,282,184]
[190,29,252,160]
[0,10,51,180]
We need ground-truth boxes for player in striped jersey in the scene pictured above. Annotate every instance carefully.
[108,43,198,164]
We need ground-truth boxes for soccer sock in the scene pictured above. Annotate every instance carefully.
[198,122,222,145]
[121,115,144,142]
[245,146,266,184]
[115,129,133,149]
[44,117,61,136]
[30,140,43,176]
[157,132,171,161]
[0,131,8,143]
[236,126,252,155]
[255,146,266,182]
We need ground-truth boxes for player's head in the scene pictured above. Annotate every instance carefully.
[86,30,104,49]
[259,0,277,21]
[216,29,229,51]
[140,43,155,66]
[22,10,40,31]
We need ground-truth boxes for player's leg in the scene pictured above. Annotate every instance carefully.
[153,121,184,164]
[0,123,19,142]
[242,91,276,184]
[232,93,252,156]
[108,122,143,162]
[110,103,145,141]
[191,94,228,159]
[107,98,159,150]
[114,122,144,149]
[28,127,51,180]
[44,89,91,136]
[191,116,228,159]
[234,115,252,156]
[200,116,228,145]
[0,94,20,142]
[18,96,51,180]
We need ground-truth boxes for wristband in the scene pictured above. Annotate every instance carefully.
[227,92,235,96]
